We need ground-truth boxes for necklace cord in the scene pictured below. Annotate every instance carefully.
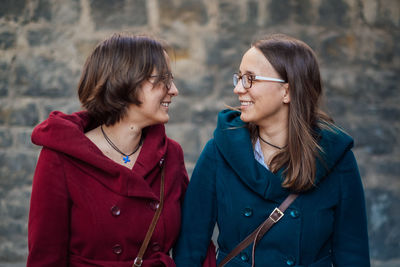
[100,125,143,157]
[258,133,286,150]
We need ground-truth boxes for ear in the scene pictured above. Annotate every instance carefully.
[282,83,290,103]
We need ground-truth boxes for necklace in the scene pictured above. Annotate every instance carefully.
[100,125,143,164]
[258,133,286,150]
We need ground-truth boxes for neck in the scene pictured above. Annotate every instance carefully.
[101,120,143,155]
[258,122,288,150]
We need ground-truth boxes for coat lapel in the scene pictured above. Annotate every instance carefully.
[214,110,290,203]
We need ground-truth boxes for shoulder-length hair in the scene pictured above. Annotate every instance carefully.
[78,32,171,126]
[251,34,334,192]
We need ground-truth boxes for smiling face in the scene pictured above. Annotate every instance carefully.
[128,75,178,127]
[126,53,179,127]
[234,47,289,127]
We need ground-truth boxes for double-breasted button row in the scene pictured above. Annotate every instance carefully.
[242,207,253,217]
[112,244,123,255]
[242,207,300,219]
[285,256,296,266]
[111,205,121,216]
[289,209,300,219]
[150,201,160,211]
[112,242,161,255]
[239,252,249,262]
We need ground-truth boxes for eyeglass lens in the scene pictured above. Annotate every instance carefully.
[233,74,251,89]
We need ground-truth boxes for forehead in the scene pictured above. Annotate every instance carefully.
[239,47,275,74]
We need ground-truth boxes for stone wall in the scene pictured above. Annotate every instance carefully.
[0,0,399,265]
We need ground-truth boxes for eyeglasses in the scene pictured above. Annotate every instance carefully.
[233,73,285,89]
[149,72,174,89]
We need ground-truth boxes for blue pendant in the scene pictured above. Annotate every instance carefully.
[123,155,130,163]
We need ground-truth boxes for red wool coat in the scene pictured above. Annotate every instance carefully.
[27,111,204,267]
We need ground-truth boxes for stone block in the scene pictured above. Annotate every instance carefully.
[293,0,314,25]
[320,33,356,65]
[90,0,147,30]
[0,152,37,192]
[15,56,77,98]
[9,103,39,127]
[175,74,214,97]
[32,0,52,22]
[165,124,200,163]
[0,0,27,21]
[15,130,38,151]
[318,0,350,27]
[0,31,16,50]
[160,0,208,26]
[267,0,291,25]
[0,62,10,97]
[366,188,400,260]
[27,28,53,47]
[0,129,12,148]
[167,100,193,124]
[41,98,80,119]
[348,123,396,155]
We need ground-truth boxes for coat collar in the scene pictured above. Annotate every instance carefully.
[213,109,353,202]
[32,110,168,200]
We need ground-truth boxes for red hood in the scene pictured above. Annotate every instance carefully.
[31,111,168,198]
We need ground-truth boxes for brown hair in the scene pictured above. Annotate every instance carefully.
[78,32,171,126]
[251,34,334,192]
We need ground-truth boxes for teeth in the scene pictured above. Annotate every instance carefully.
[161,102,170,107]
[240,101,253,106]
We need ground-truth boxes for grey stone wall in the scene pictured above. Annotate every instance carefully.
[0,0,399,266]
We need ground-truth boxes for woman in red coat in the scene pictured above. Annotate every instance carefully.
[27,32,215,267]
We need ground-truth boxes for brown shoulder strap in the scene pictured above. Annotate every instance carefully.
[133,165,166,267]
[218,194,298,267]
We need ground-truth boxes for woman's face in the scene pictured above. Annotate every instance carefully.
[128,56,179,127]
[234,47,289,127]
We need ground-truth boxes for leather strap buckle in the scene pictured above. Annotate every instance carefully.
[133,257,143,267]
[269,207,284,223]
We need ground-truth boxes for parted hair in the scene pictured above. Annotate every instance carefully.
[78,32,171,126]
[251,34,334,192]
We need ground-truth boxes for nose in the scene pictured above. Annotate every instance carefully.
[168,82,179,97]
[233,81,246,95]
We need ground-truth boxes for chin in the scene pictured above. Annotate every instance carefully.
[240,113,252,123]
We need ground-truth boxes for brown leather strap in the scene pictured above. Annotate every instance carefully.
[218,194,298,267]
[133,165,165,267]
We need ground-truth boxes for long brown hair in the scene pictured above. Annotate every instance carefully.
[252,34,334,192]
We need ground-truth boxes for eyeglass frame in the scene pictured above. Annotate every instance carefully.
[233,73,286,89]
[149,72,174,89]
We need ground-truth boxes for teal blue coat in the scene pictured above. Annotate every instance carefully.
[174,110,370,267]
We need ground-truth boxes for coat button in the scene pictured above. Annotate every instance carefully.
[289,209,300,219]
[149,201,160,211]
[240,252,249,262]
[151,242,161,252]
[285,257,295,266]
[110,205,121,216]
[112,244,123,255]
[242,207,253,217]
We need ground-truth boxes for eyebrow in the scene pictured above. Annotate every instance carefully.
[238,70,255,75]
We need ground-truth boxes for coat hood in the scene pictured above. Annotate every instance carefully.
[213,109,354,202]
[31,111,168,199]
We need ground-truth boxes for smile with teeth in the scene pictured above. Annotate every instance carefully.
[161,102,170,107]
[240,101,254,106]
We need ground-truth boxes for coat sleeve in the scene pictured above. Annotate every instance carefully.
[174,140,217,267]
[27,148,70,267]
[331,150,370,266]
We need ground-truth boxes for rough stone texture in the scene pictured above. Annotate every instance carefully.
[0,0,399,265]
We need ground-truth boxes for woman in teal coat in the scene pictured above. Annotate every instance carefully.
[174,34,370,266]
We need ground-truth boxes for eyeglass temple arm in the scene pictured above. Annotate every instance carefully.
[254,76,285,83]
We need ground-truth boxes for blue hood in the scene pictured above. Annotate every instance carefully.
[213,109,354,202]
